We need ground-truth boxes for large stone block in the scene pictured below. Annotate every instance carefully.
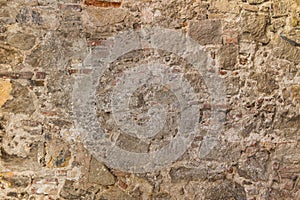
[188,19,223,45]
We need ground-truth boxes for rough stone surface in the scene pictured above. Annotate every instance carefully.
[0,0,299,199]
[188,19,223,45]
[0,79,12,107]
[205,180,246,200]
[7,32,36,50]
[88,157,115,186]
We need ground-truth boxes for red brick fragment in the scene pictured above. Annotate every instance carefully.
[36,72,47,79]
[84,0,121,8]
[0,72,34,79]
[87,39,102,46]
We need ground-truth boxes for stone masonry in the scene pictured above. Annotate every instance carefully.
[0,0,300,199]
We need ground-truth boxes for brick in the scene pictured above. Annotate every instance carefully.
[35,72,47,79]
[0,72,34,79]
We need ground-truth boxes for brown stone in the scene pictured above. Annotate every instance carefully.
[84,0,121,7]
[251,72,279,94]
[0,45,23,65]
[205,180,246,200]
[82,7,127,27]
[247,0,266,5]
[219,44,238,70]
[88,157,115,186]
[210,0,240,14]
[1,82,35,115]
[169,166,208,182]
[241,12,269,43]
[238,150,270,181]
[290,85,300,102]
[7,33,36,50]
[97,187,134,200]
[189,19,223,45]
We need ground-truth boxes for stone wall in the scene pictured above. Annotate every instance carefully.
[0,0,299,199]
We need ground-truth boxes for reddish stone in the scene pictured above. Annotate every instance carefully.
[36,72,47,79]
[87,39,102,46]
[84,0,121,8]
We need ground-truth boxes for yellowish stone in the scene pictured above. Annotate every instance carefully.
[0,79,12,107]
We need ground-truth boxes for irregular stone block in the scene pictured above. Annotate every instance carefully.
[88,157,115,186]
[97,187,134,200]
[60,180,93,199]
[0,45,23,65]
[218,44,238,70]
[273,36,300,64]
[188,19,223,45]
[0,79,12,108]
[205,180,246,200]
[1,82,35,115]
[241,12,268,43]
[238,150,270,181]
[82,7,127,27]
[169,166,208,182]
[7,33,36,50]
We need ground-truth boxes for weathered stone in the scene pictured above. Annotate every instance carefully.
[45,137,71,168]
[2,82,35,115]
[0,45,23,65]
[116,133,149,153]
[241,12,269,43]
[169,165,226,183]
[247,0,266,4]
[0,143,41,171]
[273,36,300,64]
[210,0,240,14]
[290,85,300,102]
[205,180,246,200]
[251,72,279,94]
[0,174,30,188]
[225,76,242,95]
[97,188,134,200]
[151,192,171,200]
[219,45,238,70]
[88,157,115,186]
[189,19,223,45]
[60,180,94,199]
[272,0,292,17]
[7,33,36,50]
[82,7,127,27]
[0,79,12,108]
[84,0,121,7]
[238,150,270,181]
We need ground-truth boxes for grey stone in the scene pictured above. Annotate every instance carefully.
[273,36,300,64]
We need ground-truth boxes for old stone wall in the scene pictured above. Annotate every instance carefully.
[0,0,299,199]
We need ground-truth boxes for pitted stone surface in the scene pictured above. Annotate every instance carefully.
[0,0,299,199]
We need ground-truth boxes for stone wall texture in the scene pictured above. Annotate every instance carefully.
[0,0,300,199]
